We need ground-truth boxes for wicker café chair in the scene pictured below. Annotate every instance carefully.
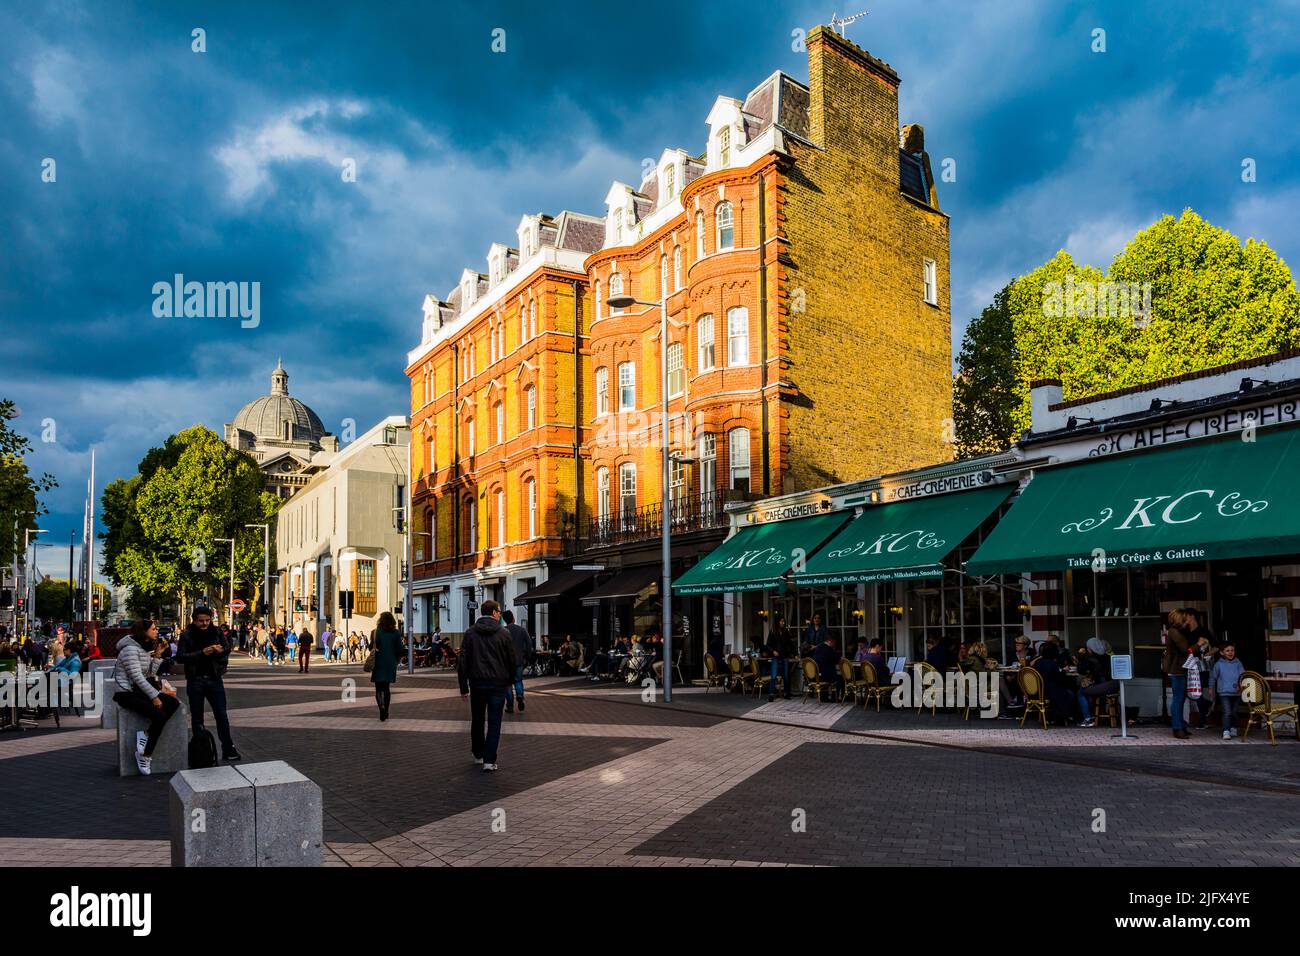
[1240,671,1300,745]
[749,656,776,698]
[801,657,836,703]
[726,654,752,693]
[1017,665,1049,730]
[839,658,867,704]
[692,653,728,692]
[861,660,893,712]
[914,661,940,717]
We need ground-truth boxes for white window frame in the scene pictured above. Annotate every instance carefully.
[495,402,505,445]
[728,427,751,492]
[609,273,624,314]
[529,299,537,338]
[467,419,476,458]
[695,213,705,259]
[667,342,685,398]
[673,246,683,291]
[715,201,734,251]
[595,367,609,416]
[661,255,669,298]
[727,307,749,366]
[718,125,731,167]
[924,258,938,305]
[699,433,717,501]
[495,489,505,547]
[697,315,716,371]
[526,386,536,430]
[596,467,611,520]
[527,479,537,538]
[618,361,636,411]
[618,462,637,529]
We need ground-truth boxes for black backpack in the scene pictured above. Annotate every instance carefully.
[188,728,218,769]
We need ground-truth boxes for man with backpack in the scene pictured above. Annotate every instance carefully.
[176,606,241,763]
[502,609,532,714]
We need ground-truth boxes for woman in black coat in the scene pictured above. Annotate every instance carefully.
[370,611,405,721]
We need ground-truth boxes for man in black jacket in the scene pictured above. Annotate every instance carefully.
[501,610,532,714]
[176,606,240,761]
[457,600,516,772]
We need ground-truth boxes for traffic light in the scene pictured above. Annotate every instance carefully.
[16,597,25,613]
[338,590,354,617]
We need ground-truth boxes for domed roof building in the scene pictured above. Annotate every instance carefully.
[225,361,337,499]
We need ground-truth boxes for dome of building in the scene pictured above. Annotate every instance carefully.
[231,361,326,444]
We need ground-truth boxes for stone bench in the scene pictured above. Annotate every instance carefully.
[169,761,323,867]
[116,696,189,776]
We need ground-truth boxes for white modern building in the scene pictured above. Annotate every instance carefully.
[275,416,409,639]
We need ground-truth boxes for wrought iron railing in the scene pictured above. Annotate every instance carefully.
[584,490,742,549]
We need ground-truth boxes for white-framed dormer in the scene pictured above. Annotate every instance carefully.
[487,242,511,287]
[657,148,690,211]
[516,214,542,261]
[603,182,637,248]
[705,97,745,172]
[421,294,442,344]
[459,268,480,310]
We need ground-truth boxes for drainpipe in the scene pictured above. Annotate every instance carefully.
[452,342,460,568]
[758,169,771,497]
[572,279,584,551]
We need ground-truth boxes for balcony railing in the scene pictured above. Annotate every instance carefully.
[584,490,743,549]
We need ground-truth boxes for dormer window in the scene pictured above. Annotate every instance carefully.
[609,273,624,315]
[718,125,731,167]
[612,209,623,243]
[664,166,675,202]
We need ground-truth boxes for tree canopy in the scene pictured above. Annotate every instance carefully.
[0,398,57,567]
[953,210,1300,457]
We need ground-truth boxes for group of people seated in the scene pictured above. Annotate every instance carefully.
[0,628,101,675]
[578,632,662,682]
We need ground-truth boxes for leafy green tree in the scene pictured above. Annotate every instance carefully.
[954,211,1300,451]
[0,399,57,567]
[102,426,278,612]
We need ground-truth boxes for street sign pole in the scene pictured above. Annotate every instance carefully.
[1110,654,1137,740]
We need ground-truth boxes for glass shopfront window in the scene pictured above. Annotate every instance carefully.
[1066,566,1168,678]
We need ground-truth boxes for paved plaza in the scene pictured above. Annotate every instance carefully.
[2,658,1297,867]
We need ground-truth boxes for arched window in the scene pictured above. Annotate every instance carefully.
[666,342,685,398]
[609,273,624,314]
[660,255,669,297]
[495,402,505,445]
[618,361,635,411]
[673,246,683,291]
[612,209,623,242]
[495,488,506,547]
[595,367,609,416]
[526,385,537,430]
[715,201,734,250]
[718,125,731,166]
[664,165,675,200]
[728,427,751,492]
[697,315,716,371]
[596,467,611,520]
[727,306,749,366]
[695,213,705,259]
[699,432,717,506]
[526,479,537,538]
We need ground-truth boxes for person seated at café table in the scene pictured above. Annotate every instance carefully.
[965,641,996,673]
[1075,637,1120,728]
[924,635,949,672]
[812,635,843,696]
[1030,641,1076,725]
[802,613,829,657]
[860,638,890,684]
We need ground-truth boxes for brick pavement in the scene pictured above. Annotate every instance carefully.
[0,664,1295,867]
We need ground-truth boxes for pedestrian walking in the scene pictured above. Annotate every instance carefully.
[1163,608,1193,739]
[502,609,531,714]
[176,606,241,762]
[369,611,404,721]
[456,600,516,772]
[298,626,315,672]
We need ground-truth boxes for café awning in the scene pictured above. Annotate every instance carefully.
[672,510,852,595]
[965,425,1300,575]
[514,569,596,604]
[581,565,661,604]
[792,483,1015,586]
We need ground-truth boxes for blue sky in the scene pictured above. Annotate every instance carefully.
[4,0,1299,563]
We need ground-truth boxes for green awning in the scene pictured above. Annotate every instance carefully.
[793,483,1015,586]
[966,425,1300,575]
[672,510,852,595]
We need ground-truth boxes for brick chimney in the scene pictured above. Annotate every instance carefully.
[806,24,901,178]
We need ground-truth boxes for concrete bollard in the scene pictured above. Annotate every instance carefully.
[116,697,189,776]
[168,766,257,867]
[89,661,117,728]
[237,761,324,867]
[168,760,323,867]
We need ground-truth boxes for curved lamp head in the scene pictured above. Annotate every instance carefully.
[606,295,637,310]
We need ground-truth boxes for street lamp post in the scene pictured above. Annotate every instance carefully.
[24,527,47,635]
[214,538,235,625]
[607,292,677,702]
[245,523,270,629]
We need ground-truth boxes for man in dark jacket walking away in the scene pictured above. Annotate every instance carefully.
[176,606,241,761]
[457,601,516,772]
[298,626,315,673]
[502,610,532,714]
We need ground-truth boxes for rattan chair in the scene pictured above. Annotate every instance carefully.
[726,654,752,693]
[1241,671,1299,745]
[861,660,893,712]
[801,657,836,703]
[749,656,777,698]
[913,661,940,717]
[1017,665,1049,730]
[840,658,867,704]
[692,653,728,691]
